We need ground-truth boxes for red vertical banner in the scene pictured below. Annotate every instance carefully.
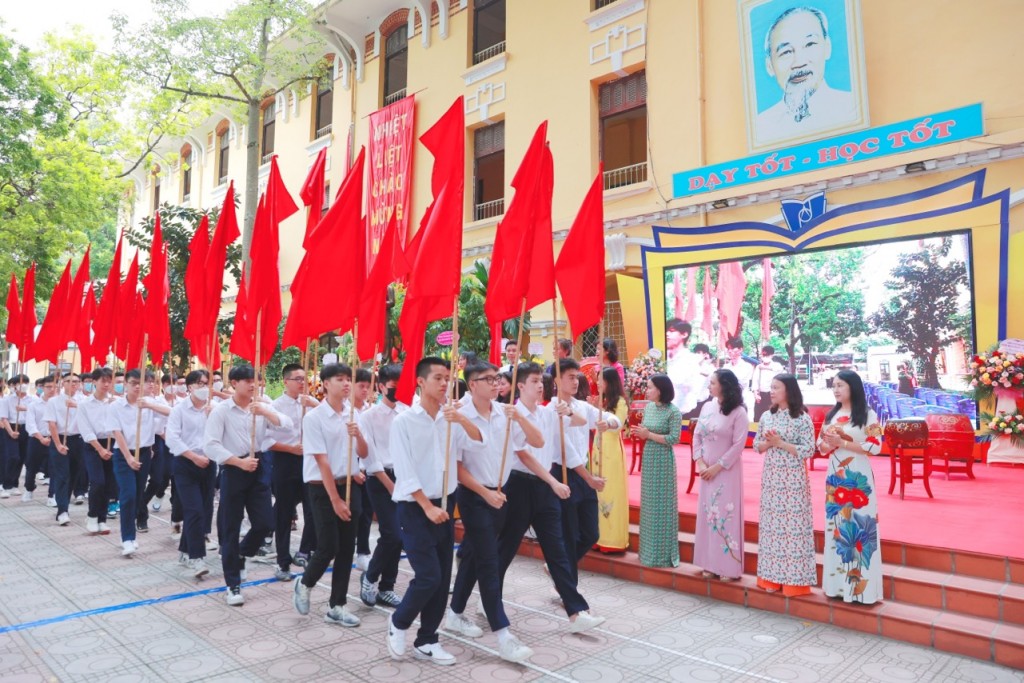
[367,95,416,268]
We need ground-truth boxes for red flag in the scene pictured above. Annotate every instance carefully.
[283,148,366,352]
[701,267,714,340]
[672,271,684,320]
[67,247,91,359]
[761,258,776,341]
[396,97,464,404]
[20,264,37,362]
[229,265,253,361]
[5,274,22,352]
[143,215,171,361]
[525,143,555,309]
[202,183,241,367]
[184,216,210,363]
[123,291,146,370]
[115,254,139,362]
[356,210,409,361]
[716,261,747,347]
[93,237,122,366]
[299,147,327,245]
[33,259,73,364]
[77,283,96,373]
[684,267,698,321]
[555,169,605,339]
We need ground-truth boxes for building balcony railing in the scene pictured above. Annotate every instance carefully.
[182,193,191,204]
[473,40,506,65]
[594,0,619,9]
[384,88,407,106]
[315,123,333,139]
[474,198,505,221]
[603,161,648,190]
[261,152,274,165]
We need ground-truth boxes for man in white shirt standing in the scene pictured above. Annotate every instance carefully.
[45,372,84,525]
[1,374,31,497]
[358,364,408,609]
[166,370,215,579]
[77,368,116,536]
[725,337,755,415]
[266,363,319,582]
[751,345,784,421]
[498,341,521,375]
[352,368,375,572]
[22,376,54,503]
[386,357,485,666]
[204,365,290,605]
[445,361,541,664]
[292,363,367,627]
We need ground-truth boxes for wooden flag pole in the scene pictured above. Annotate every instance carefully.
[595,318,605,477]
[250,312,262,460]
[134,334,149,463]
[496,297,528,494]
[441,301,460,511]
[61,344,78,450]
[299,337,311,442]
[553,298,568,485]
[346,322,358,505]
[368,343,381,404]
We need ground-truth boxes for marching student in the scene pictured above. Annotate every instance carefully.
[45,372,84,525]
[1,374,31,498]
[266,363,319,582]
[23,376,55,504]
[204,365,291,606]
[351,367,374,572]
[109,371,171,557]
[166,370,215,579]
[445,361,542,664]
[358,364,407,609]
[498,362,605,633]
[76,368,116,536]
[292,363,367,627]
[386,357,485,666]
[552,358,612,582]
[143,374,176,515]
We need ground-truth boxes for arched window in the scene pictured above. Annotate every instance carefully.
[260,99,276,162]
[180,144,193,201]
[383,23,408,105]
[313,56,334,139]
[216,119,231,185]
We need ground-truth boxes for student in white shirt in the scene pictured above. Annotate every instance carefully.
[292,363,368,627]
[358,364,408,609]
[142,374,176,515]
[386,357,485,666]
[725,337,755,415]
[204,364,290,606]
[751,345,784,421]
[1,373,31,496]
[352,368,375,573]
[22,376,55,503]
[166,370,215,578]
[77,368,116,536]
[45,372,84,525]
[445,361,541,664]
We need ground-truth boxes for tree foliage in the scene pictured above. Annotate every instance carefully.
[870,237,969,388]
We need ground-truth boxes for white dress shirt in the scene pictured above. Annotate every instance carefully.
[301,399,361,482]
[203,397,291,466]
[5,391,29,426]
[26,395,46,437]
[109,397,157,450]
[151,394,172,437]
[554,397,619,470]
[458,398,525,488]
[509,402,560,474]
[361,401,409,474]
[390,403,486,502]
[264,393,313,450]
[166,399,210,456]
[77,395,115,444]
[44,392,80,436]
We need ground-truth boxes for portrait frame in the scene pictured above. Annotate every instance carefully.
[739,0,869,152]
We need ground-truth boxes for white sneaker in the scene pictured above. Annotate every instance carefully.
[46,497,57,508]
[324,605,360,627]
[445,609,483,638]
[86,517,100,535]
[188,558,209,579]
[131,540,140,552]
[413,642,456,666]
[21,491,32,502]
[40,477,49,486]
[0,489,10,499]
[36,472,45,481]
[9,488,20,496]
[498,634,534,664]
[387,618,407,659]
[293,577,311,615]
[355,553,371,571]
[98,522,111,535]
[225,587,244,606]
[121,541,135,557]
[73,495,85,505]
[57,512,70,526]
[178,552,189,566]
[151,496,163,512]
[205,536,218,551]
[569,610,605,634]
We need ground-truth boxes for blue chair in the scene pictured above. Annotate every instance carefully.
[958,398,978,419]
[922,392,938,406]
[936,394,960,411]
[913,404,954,417]
[896,400,919,419]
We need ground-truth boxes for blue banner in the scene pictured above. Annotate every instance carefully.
[672,103,984,198]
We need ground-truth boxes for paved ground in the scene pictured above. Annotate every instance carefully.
[1,494,1022,683]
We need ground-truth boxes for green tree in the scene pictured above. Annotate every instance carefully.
[870,238,968,389]
[114,0,330,263]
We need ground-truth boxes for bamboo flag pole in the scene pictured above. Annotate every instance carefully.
[299,337,311,442]
[553,298,568,485]
[346,322,358,504]
[250,312,262,460]
[596,318,605,478]
[496,297,528,494]
[441,301,460,511]
[61,344,78,450]
[134,334,149,463]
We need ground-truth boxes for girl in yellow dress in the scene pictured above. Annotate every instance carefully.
[595,367,630,552]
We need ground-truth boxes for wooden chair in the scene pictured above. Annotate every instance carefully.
[806,405,830,471]
[924,413,977,480]
[884,418,934,499]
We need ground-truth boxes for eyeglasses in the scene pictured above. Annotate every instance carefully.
[285,377,306,383]
[471,376,499,385]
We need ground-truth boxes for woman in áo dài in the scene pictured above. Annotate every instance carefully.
[594,367,629,552]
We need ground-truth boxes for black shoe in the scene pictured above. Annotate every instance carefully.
[137,523,149,533]
[293,552,309,568]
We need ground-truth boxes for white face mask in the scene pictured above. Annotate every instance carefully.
[175,385,188,395]
[192,388,210,402]
[163,385,174,395]
[212,381,224,392]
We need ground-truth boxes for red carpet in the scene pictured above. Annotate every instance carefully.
[625,446,1024,560]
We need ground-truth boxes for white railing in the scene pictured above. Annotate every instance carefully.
[603,161,648,190]
[261,152,274,165]
[384,88,407,106]
[594,0,619,9]
[315,123,333,139]
[474,198,505,221]
[473,40,506,65]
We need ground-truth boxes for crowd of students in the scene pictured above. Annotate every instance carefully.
[0,345,627,667]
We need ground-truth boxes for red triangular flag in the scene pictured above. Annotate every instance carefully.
[684,267,698,322]
[357,210,409,361]
[300,147,327,245]
[716,262,747,348]
[143,214,171,361]
[92,237,122,367]
[524,143,556,309]
[115,254,139,362]
[20,264,37,362]
[77,283,96,373]
[203,183,240,367]
[555,169,605,339]
[33,260,73,364]
[67,247,92,356]
[184,216,211,363]
[123,291,146,370]
[5,274,22,352]
[229,264,253,362]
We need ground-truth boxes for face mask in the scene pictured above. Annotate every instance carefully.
[36,388,43,397]
[114,383,124,394]
[385,387,398,403]
[175,385,188,396]
[192,388,210,402]
[163,386,174,395]
[83,383,94,393]
[213,380,224,391]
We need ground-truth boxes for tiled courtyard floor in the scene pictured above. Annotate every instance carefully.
[1,495,1021,682]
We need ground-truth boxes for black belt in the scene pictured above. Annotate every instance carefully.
[510,470,539,481]
[383,467,395,477]
[308,476,355,486]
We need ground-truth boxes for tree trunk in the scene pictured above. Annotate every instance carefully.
[242,100,261,270]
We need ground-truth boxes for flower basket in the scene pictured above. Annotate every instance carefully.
[965,346,1024,403]
[625,351,665,400]
[979,408,1024,449]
